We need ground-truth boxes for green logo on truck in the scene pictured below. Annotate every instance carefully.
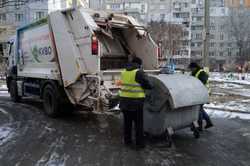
[31,45,52,63]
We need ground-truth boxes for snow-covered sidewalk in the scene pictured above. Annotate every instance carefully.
[204,100,250,113]
[210,72,250,85]
[206,108,250,120]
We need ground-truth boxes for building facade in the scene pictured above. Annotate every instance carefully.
[190,0,250,71]
[225,0,250,8]
[89,0,147,23]
[0,0,49,57]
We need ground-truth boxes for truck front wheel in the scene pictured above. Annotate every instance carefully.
[43,84,61,117]
[9,80,21,102]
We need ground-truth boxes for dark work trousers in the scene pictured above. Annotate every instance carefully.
[122,105,144,146]
[198,105,212,127]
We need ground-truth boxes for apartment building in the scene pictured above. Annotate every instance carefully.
[0,0,49,57]
[146,0,171,22]
[190,0,243,71]
[90,0,147,23]
[225,0,250,7]
[169,0,192,68]
[190,0,204,64]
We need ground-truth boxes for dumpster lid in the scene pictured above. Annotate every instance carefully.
[148,74,209,109]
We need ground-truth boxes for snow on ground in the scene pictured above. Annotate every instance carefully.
[35,152,69,166]
[0,125,14,146]
[205,100,250,113]
[0,91,9,97]
[210,72,250,85]
[206,108,250,120]
[0,85,7,89]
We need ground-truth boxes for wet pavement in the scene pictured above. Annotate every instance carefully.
[0,93,250,166]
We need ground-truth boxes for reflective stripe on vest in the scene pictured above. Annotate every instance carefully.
[119,69,145,98]
[195,69,210,93]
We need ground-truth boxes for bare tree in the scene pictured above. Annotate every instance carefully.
[147,21,184,61]
[227,7,250,64]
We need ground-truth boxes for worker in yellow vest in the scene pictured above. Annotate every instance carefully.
[189,62,213,131]
[119,57,152,150]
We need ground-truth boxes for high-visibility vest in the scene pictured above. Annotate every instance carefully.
[119,69,145,98]
[195,69,211,93]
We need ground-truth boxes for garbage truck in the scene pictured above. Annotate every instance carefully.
[6,8,209,141]
[6,8,159,116]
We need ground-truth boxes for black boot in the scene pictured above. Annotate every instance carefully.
[205,122,214,129]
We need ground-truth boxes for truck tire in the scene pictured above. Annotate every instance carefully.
[42,84,61,117]
[9,80,21,102]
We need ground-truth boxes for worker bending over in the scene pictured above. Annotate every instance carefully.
[189,62,214,130]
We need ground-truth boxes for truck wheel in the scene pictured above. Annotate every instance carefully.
[43,84,61,117]
[9,80,21,102]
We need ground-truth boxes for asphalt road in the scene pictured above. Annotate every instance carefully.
[0,94,250,166]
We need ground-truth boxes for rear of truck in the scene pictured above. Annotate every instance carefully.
[48,8,160,112]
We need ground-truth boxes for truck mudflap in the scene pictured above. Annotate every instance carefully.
[144,74,209,112]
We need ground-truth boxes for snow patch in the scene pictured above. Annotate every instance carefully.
[0,126,14,146]
[216,83,243,89]
[0,85,7,89]
[206,109,250,120]
[35,152,69,166]
[205,101,250,113]
[210,72,250,85]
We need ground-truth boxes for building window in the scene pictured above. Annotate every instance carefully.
[220,34,224,40]
[197,42,202,47]
[15,0,23,9]
[210,34,215,39]
[35,12,45,20]
[0,13,6,22]
[160,5,165,10]
[196,16,202,21]
[196,33,202,39]
[15,13,24,22]
[184,2,188,8]
[221,8,225,14]
[220,25,225,30]
[219,52,224,56]
[141,4,145,13]
[160,14,165,20]
[209,52,215,56]
[174,13,180,18]
[183,31,189,37]
[183,41,189,46]
[110,4,121,10]
[220,43,224,47]
[0,0,6,7]
[210,42,215,47]
[209,26,215,30]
